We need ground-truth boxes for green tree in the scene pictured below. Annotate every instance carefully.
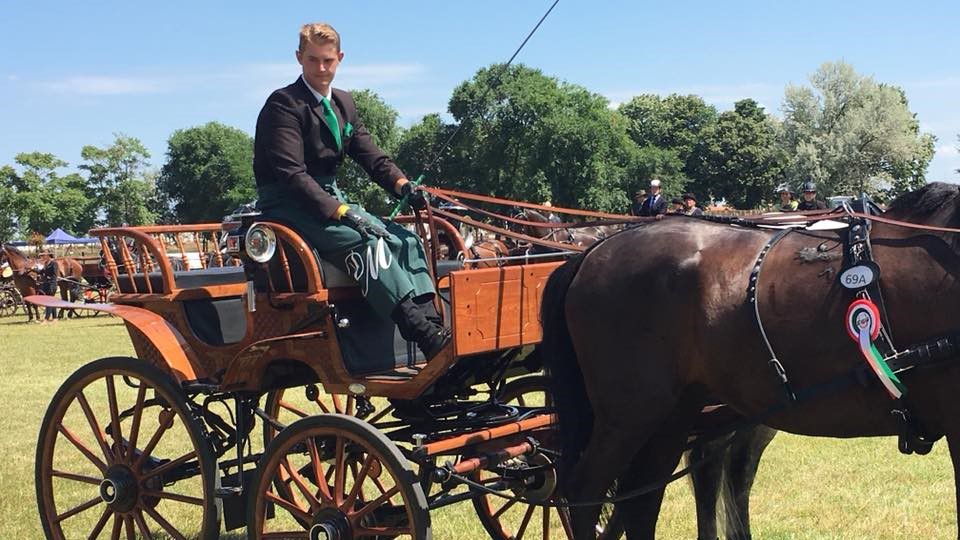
[422,63,637,213]
[0,166,20,242]
[780,62,935,199]
[336,90,404,215]
[157,122,255,223]
[3,152,91,236]
[690,99,787,208]
[619,93,718,178]
[79,134,156,226]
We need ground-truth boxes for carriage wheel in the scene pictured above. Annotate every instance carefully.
[36,357,220,539]
[247,413,431,539]
[471,374,624,539]
[0,288,20,317]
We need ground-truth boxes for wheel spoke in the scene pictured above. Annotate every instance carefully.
[126,382,148,463]
[559,507,576,538]
[87,506,112,540]
[57,424,107,473]
[133,509,154,540]
[279,458,321,511]
[331,394,345,414]
[142,489,204,506]
[123,514,135,540]
[344,453,376,510]
[140,449,197,481]
[333,436,346,505]
[515,504,536,539]
[262,532,309,539]
[350,484,400,522]
[52,469,101,485]
[367,404,394,424]
[143,504,188,540]
[105,375,124,462]
[75,390,113,463]
[110,513,122,540]
[279,399,311,418]
[345,395,355,416]
[56,495,102,523]
[307,437,333,502]
[133,409,175,470]
[308,395,331,414]
[542,505,550,540]
[265,489,313,524]
[494,498,518,519]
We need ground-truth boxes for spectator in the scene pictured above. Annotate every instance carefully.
[629,190,647,217]
[797,181,827,211]
[777,184,798,212]
[682,193,704,217]
[670,197,685,214]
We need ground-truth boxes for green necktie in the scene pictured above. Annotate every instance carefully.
[320,97,342,152]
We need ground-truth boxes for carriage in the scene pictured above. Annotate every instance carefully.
[28,191,635,539]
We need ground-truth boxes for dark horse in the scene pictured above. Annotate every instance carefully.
[541,182,960,538]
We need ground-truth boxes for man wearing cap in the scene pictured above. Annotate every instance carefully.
[639,179,668,217]
[253,22,449,360]
[669,197,685,214]
[797,181,827,211]
[682,193,704,217]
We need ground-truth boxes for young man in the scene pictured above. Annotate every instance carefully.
[253,22,449,359]
[797,181,827,211]
[681,193,703,217]
[639,179,668,217]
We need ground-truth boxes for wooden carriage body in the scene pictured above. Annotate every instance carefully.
[53,218,559,401]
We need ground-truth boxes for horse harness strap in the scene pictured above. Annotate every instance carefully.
[748,227,798,402]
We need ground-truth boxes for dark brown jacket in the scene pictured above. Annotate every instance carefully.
[253,78,405,217]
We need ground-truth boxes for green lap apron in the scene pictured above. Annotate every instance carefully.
[256,176,435,317]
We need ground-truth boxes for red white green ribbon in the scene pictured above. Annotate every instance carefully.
[846,299,906,399]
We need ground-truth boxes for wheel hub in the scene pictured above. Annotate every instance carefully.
[99,464,139,512]
[310,508,352,540]
[513,453,557,503]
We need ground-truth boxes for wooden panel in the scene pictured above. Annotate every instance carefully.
[450,262,562,355]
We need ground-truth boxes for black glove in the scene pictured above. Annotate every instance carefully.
[342,209,389,240]
[400,182,429,211]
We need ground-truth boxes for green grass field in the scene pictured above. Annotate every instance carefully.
[0,315,956,539]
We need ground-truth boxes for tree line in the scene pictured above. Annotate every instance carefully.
[0,61,947,242]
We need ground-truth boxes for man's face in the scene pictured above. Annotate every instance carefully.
[296,41,343,92]
[685,198,695,209]
[650,186,661,196]
[803,191,816,201]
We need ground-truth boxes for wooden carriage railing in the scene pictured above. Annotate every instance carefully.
[91,223,239,297]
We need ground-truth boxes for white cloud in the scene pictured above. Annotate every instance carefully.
[936,144,959,158]
[7,74,18,81]
[42,75,167,95]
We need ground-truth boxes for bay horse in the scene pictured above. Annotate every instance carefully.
[37,252,85,318]
[541,182,960,538]
[513,208,610,248]
[1,245,43,322]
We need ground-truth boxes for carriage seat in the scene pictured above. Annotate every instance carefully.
[115,266,247,294]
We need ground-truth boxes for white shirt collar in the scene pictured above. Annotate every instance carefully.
[301,75,332,103]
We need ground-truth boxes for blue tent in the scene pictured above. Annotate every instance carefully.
[45,228,99,244]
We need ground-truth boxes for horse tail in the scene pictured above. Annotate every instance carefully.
[540,251,592,482]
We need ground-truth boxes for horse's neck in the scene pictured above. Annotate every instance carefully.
[2,249,31,271]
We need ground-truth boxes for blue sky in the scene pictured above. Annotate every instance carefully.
[2,0,958,182]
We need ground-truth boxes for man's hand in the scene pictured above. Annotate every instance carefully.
[399,182,429,211]
[341,208,389,240]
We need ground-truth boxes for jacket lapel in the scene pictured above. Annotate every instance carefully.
[295,77,340,150]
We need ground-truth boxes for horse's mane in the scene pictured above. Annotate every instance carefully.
[1,244,27,259]
[886,182,960,222]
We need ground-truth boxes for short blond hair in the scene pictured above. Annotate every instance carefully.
[299,23,341,52]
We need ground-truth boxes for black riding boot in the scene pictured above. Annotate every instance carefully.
[391,296,451,360]
[413,293,443,326]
